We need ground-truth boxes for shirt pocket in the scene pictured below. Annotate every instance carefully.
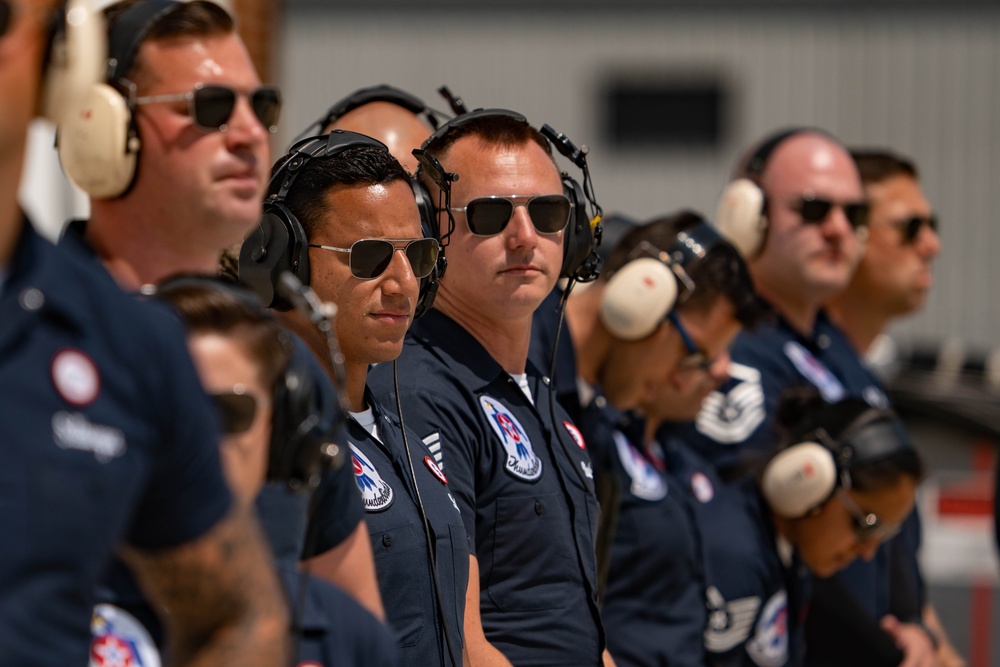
[485,493,575,612]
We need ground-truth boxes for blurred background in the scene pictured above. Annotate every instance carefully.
[24,0,1000,663]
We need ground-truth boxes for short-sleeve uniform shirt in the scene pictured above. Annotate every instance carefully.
[369,310,605,666]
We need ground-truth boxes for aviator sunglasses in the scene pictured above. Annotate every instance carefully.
[446,194,572,237]
[309,238,440,280]
[789,194,870,231]
[134,83,282,133]
[210,387,260,435]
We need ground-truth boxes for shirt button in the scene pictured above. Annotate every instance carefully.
[19,287,44,311]
[382,534,393,549]
[816,334,831,349]
[534,501,544,515]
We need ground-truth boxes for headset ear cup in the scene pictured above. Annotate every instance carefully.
[57,83,140,199]
[267,356,325,489]
[560,175,597,281]
[600,258,679,341]
[411,175,444,318]
[238,204,310,311]
[41,0,106,125]
[760,442,838,518]
[714,178,768,258]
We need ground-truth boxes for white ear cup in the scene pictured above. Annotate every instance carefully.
[761,442,838,518]
[714,178,767,258]
[600,257,678,341]
[58,83,140,199]
[41,0,106,126]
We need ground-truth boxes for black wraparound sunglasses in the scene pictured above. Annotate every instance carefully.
[211,388,259,435]
[445,194,572,237]
[890,215,938,244]
[309,238,440,280]
[789,194,870,231]
[134,83,282,133]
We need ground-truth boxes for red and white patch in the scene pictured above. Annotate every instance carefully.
[563,421,586,450]
[425,456,447,484]
[90,603,160,667]
[52,348,100,406]
[690,471,715,504]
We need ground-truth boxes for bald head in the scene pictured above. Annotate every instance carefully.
[325,101,433,174]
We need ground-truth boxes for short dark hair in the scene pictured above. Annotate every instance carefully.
[419,113,555,190]
[603,210,766,328]
[104,0,234,86]
[155,278,290,396]
[775,388,925,493]
[850,149,919,186]
[277,143,409,239]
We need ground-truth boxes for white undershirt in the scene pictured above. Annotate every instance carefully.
[509,372,533,404]
[349,406,382,443]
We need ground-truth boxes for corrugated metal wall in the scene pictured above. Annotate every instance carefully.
[281,5,999,351]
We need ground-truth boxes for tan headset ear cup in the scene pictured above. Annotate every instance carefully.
[41,0,106,125]
[58,83,139,199]
[760,442,838,518]
[714,178,767,258]
[599,257,679,341]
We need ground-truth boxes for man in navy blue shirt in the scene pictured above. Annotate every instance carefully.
[0,0,286,664]
[55,0,380,624]
[559,210,761,667]
[682,129,937,665]
[370,110,610,666]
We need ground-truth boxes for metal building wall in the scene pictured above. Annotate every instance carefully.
[280,4,1000,352]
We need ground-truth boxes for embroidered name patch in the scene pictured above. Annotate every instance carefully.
[480,394,542,482]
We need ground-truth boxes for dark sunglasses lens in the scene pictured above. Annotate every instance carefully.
[904,216,937,243]
[527,195,572,233]
[192,85,237,130]
[350,239,394,279]
[251,86,281,128]
[466,198,514,236]
[798,198,833,223]
[213,392,257,435]
[0,2,10,37]
[405,239,439,278]
[844,203,870,229]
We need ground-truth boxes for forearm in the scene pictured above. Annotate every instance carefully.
[124,504,289,666]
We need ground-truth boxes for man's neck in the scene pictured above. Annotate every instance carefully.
[434,292,532,374]
[0,146,26,267]
[826,291,887,356]
[755,281,822,337]
[86,207,220,290]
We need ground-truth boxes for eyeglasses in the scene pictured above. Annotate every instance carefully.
[667,311,716,372]
[134,83,282,133]
[446,194,572,237]
[836,488,902,543]
[889,215,938,244]
[210,386,259,435]
[309,238,440,280]
[789,194,870,231]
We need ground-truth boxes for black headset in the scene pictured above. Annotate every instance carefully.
[292,83,447,146]
[237,130,440,316]
[152,275,336,491]
[411,107,605,288]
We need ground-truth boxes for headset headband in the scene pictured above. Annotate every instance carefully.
[107,0,180,83]
[268,130,390,202]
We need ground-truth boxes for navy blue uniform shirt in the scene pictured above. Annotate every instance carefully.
[602,413,713,667]
[1,222,231,666]
[699,478,811,667]
[325,386,469,667]
[370,309,606,666]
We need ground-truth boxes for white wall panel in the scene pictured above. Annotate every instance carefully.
[282,6,1000,351]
